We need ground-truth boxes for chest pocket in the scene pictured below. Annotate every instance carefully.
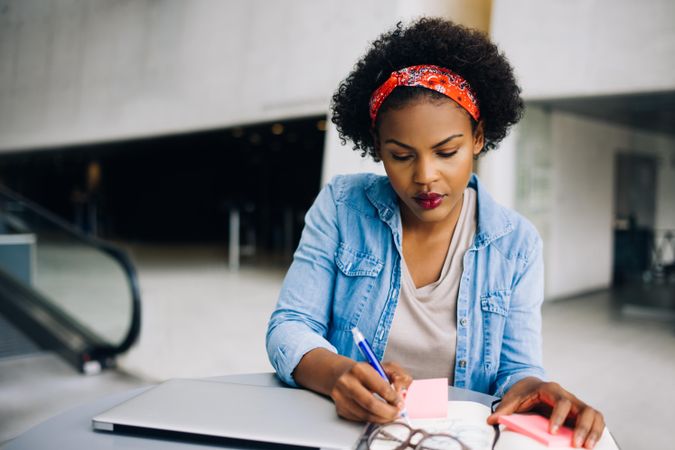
[479,289,511,371]
[480,289,511,316]
[335,243,384,277]
[332,243,384,330]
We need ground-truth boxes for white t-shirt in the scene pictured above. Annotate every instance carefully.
[382,187,477,382]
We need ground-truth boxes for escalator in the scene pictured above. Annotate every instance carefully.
[0,184,141,374]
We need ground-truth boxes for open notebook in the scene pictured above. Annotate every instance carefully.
[370,378,620,450]
[366,401,619,450]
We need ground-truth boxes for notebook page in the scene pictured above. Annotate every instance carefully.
[369,401,494,450]
[368,400,620,450]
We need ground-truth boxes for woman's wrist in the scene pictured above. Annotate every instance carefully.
[509,376,545,392]
[292,348,356,396]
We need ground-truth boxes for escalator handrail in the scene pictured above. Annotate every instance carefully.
[0,183,141,356]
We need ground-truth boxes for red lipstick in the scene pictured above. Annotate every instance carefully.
[413,192,445,210]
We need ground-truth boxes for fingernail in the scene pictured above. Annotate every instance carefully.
[574,437,583,447]
[551,424,559,434]
[587,437,596,448]
[396,401,404,410]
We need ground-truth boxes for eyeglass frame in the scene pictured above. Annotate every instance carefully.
[362,397,503,450]
[366,421,471,450]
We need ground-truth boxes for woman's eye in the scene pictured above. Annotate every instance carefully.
[437,150,459,158]
[391,154,413,161]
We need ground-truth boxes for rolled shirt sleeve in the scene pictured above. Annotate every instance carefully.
[493,237,547,397]
[266,178,342,386]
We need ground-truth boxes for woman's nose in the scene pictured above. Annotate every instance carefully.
[413,157,439,185]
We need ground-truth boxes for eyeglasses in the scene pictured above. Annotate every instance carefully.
[366,421,471,450]
[365,398,503,450]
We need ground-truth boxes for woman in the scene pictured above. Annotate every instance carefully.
[266,18,604,449]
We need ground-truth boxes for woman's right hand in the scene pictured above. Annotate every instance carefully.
[329,361,412,423]
[293,348,413,424]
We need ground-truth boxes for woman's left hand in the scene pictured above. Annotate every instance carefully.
[486,377,605,449]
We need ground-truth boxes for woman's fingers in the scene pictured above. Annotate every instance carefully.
[585,411,605,449]
[383,362,413,393]
[486,379,542,424]
[333,387,395,423]
[574,406,596,447]
[548,397,572,434]
[350,381,401,421]
[574,407,604,449]
[331,362,401,422]
[541,383,605,448]
[354,363,401,406]
[486,395,521,424]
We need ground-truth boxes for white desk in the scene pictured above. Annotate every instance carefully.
[3,372,497,450]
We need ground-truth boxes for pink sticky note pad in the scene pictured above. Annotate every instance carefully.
[404,378,448,419]
[498,414,574,447]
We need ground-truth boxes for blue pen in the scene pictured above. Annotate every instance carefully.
[351,327,410,424]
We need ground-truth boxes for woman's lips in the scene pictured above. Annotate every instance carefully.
[413,192,445,210]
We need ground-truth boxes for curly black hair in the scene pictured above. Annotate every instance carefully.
[330,17,524,160]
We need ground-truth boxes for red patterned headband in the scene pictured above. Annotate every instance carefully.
[368,64,480,127]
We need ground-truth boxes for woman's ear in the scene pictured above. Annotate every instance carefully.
[472,121,485,156]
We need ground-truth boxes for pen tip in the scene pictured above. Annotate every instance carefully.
[399,409,411,426]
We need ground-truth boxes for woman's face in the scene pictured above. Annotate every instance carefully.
[375,98,484,228]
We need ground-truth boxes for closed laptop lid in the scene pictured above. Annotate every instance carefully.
[92,378,365,450]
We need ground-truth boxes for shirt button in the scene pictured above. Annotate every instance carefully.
[459,318,467,327]
[459,359,467,368]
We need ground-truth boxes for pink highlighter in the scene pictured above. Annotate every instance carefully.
[498,413,575,447]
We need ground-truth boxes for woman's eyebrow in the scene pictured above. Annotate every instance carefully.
[384,134,464,150]
[384,139,415,150]
[431,134,463,148]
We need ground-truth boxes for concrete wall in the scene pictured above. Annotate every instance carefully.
[516,107,675,299]
[0,0,495,180]
[1,0,493,159]
[0,0,399,152]
[396,0,492,32]
[475,129,518,209]
[513,106,553,244]
[491,0,675,99]
[488,0,675,298]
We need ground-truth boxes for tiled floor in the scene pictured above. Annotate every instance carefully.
[1,244,674,449]
[541,289,675,450]
[0,352,145,446]
[117,244,284,381]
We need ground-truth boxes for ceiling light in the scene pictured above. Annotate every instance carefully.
[271,123,284,135]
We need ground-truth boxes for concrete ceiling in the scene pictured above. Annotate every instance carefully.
[529,91,675,137]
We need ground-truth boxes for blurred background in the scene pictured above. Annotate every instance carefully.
[0,0,673,449]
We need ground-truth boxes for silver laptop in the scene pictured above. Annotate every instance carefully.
[92,378,367,450]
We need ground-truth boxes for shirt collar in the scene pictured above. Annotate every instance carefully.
[365,173,513,250]
[468,173,514,249]
[365,176,402,247]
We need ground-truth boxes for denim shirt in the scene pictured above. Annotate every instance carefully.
[266,173,545,397]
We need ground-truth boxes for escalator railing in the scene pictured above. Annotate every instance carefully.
[0,184,141,373]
